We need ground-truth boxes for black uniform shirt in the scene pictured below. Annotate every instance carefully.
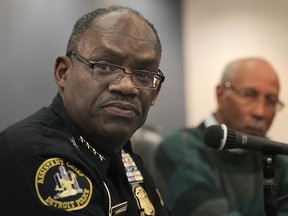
[0,94,170,216]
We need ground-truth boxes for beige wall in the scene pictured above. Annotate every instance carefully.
[182,0,288,142]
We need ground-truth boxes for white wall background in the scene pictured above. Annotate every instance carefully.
[182,0,288,143]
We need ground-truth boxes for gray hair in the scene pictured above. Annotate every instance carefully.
[220,57,271,84]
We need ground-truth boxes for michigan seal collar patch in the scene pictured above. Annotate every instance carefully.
[35,158,93,211]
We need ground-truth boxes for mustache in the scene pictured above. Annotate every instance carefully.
[99,94,141,113]
[240,118,267,135]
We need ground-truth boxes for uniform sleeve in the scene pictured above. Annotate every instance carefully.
[154,129,243,216]
[0,131,107,216]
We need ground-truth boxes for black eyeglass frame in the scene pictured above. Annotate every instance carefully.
[223,81,285,111]
[68,51,165,90]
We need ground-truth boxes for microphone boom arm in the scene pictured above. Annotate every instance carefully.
[263,154,278,216]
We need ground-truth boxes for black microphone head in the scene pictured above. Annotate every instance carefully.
[204,124,239,150]
[204,124,225,150]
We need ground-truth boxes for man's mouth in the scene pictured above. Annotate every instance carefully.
[102,101,139,117]
[241,128,264,137]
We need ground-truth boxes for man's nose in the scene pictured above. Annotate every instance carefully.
[108,73,139,95]
[251,96,268,116]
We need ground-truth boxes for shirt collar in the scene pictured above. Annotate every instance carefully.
[204,113,218,127]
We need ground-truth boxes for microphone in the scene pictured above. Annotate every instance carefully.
[204,124,288,155]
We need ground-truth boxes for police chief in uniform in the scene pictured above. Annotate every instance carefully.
[0,5,171,216]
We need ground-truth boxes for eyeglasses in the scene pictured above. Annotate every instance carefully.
[223,81,285,111]
[68,51,165,90]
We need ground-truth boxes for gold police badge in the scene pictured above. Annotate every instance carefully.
[35,158,93,211]
[133,184,155,216]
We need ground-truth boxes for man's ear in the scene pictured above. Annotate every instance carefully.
[54,56,71,88]
[216,84,225,104]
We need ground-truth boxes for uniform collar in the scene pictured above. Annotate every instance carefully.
[50,93,82,136]
[50,93,134,175]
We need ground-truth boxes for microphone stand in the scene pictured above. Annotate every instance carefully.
[263,154,278,216]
